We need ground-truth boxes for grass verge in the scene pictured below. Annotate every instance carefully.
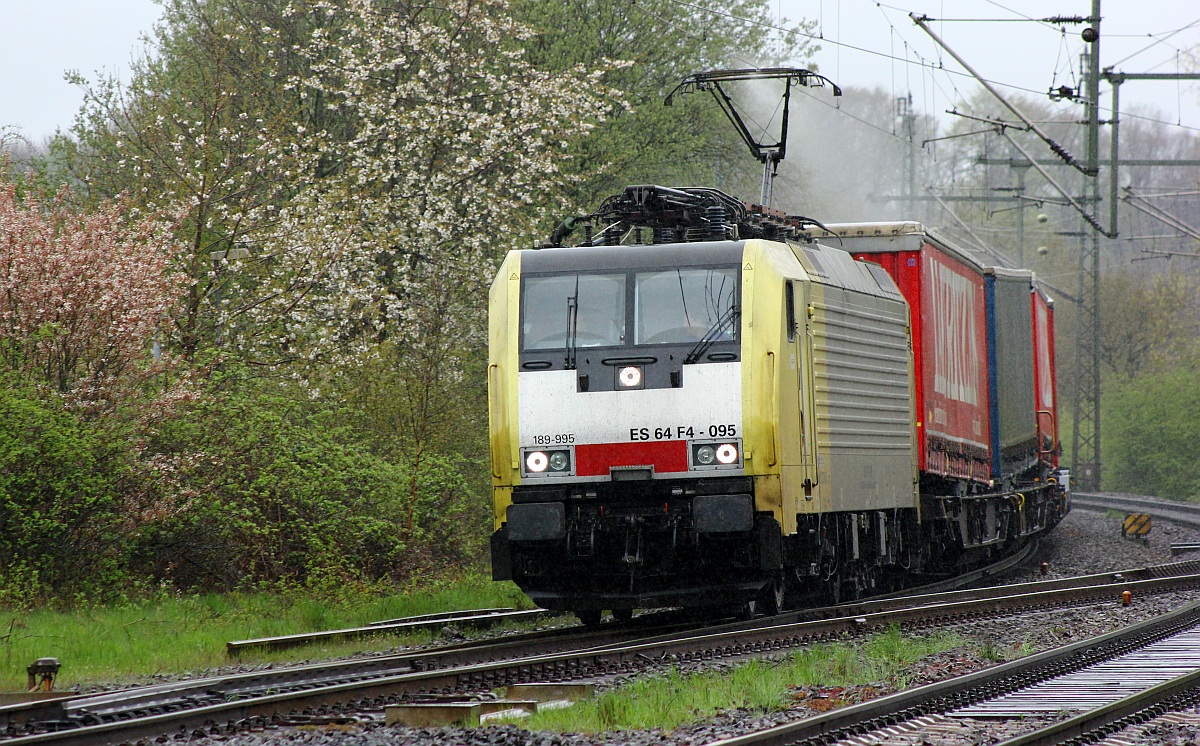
[0,574,533,691]
[511,626,963,733]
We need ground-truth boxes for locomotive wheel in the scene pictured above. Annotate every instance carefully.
[785,567,808,608]
[575,610,602,627]
[761,573,787,617]
[611,608,634,624]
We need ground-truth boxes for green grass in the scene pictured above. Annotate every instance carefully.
[512,626,963,734]
[0,575,534,691]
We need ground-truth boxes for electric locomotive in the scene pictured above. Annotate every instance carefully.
[488,186,1068,623]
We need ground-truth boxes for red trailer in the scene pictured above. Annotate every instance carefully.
[1032,285,1059,470]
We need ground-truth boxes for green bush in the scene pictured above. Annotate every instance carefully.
[0,387,130,605]
[1106,367,1200,500]
[128,385,483,593]
[0,368,488,604]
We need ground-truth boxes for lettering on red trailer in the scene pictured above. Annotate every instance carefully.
[930,260,980,406]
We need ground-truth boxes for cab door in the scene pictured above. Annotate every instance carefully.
[792,280,819,491]
[780,280,819,518]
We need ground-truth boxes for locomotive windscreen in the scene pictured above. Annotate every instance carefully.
[520,265,739,351]
[634,268,737,345]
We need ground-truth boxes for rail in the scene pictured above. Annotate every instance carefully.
[995,665,1200,745]
[1072,492,1200,530]
[226,607,554,657]
[706,600,1200,746]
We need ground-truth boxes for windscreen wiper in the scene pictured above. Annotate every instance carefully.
[684,304,739,365]
[565,276,580,370]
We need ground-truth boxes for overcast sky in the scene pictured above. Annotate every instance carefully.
[1,0,1197,143]
[779,1,1200,132]
[0,0,162,142]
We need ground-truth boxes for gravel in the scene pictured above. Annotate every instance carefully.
[126,504,1200,745]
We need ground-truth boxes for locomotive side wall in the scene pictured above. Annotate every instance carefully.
[488,250,522,530]
[792,243,917,513]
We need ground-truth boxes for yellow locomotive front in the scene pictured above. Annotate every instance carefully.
[489,240,765,622]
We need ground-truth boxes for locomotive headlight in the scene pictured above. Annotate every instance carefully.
[548,451,570,471]
[618,365,643,388]
[691,439,741,469]
[526,451,549,473]
[715,443,739,464]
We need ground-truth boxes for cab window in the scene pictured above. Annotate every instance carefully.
[522,273,625,350]
[634,267,738,345]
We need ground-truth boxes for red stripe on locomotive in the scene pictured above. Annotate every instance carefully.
[574,441,689,476]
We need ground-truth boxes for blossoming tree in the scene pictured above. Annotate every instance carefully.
[0,179,184,409]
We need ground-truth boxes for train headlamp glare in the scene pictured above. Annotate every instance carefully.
[716,443,739,464]
[526,451,549,473]
[548,451,570,471]
[695,445,716,465]
[618,366,642,388]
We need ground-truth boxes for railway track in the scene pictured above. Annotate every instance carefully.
[7,552,1200,745]
[968,624,1200,745]
[705,599,1200,746]
[690,494,1200,746]
[0,613,681,739]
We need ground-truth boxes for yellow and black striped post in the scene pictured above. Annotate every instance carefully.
[1122,513,1152,540]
